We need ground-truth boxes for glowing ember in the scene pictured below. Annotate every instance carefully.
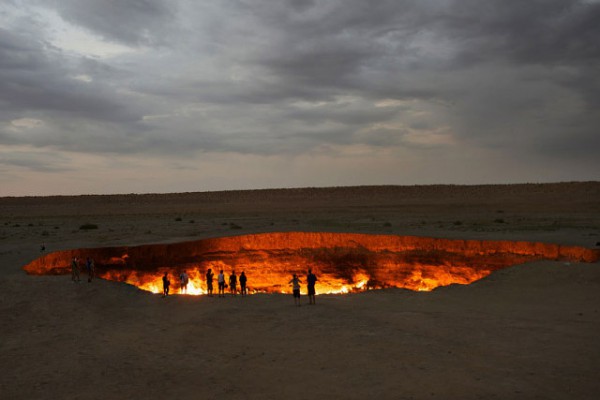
[23,232,600,295]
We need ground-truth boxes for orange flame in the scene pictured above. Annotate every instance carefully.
[23,232,600,296]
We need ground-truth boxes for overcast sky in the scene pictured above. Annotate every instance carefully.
[1,0,599,196]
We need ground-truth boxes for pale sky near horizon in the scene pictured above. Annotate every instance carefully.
[1,0,599,196]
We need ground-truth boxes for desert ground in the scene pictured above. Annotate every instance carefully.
[1,183,599,400]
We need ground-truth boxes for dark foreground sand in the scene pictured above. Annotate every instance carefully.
[1,183,599,399]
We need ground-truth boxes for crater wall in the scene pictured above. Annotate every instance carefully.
[23,232,600,293]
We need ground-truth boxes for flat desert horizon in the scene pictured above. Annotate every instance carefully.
[1,182,599,399]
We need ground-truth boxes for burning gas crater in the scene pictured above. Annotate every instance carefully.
[24,232,599,295]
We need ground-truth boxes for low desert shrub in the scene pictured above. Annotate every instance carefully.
[79,223,98,230]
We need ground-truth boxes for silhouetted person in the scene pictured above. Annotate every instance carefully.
[217,270,226,297]
[86,257,95,282]
[71,257,80,282]
[179,270,189,294]
[40,243,45,252]
[307,269,317,304]
[289,274,302,306]
[162,273,170,297]
[206,268,214,297]
[229,271,238,296]
[239,271,247,296]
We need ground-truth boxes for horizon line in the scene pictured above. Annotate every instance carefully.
[2,180,598,200]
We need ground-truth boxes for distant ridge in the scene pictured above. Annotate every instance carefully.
[1,181,598,200]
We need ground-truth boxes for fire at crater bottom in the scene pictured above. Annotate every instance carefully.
[23,232,600,295]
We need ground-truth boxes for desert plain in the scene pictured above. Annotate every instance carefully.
[1,182,599,400]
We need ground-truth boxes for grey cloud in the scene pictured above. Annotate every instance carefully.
[1,0,599,172]
[282,104,398,127]
[0,28,144,123]
[260,39,376,88]
[237,1,421,93]
[288,0,316,13]
[440,0,600,66]
[243,0,600,93]
[46,0,176,47]
[0,149,70,172]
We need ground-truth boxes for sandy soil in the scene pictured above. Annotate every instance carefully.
[1,183,599,399]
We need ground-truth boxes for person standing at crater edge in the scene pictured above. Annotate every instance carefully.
[229,270,238,296]
[307,269,317,305]
[162,273,170,297]
[239,271,248,296]
[206,268,214,297]
[217,270,226,297]
[179,270,189,294]
[289,274,302,306]
[71,257,80,282]
[86,257,95,283]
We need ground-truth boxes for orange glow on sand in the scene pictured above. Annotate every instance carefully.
[23,232,600,295]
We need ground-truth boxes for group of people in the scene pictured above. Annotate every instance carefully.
[71,257,95,283]
[161,271,192,297]
[160,268,318,305]
[207,269,248,297]
[160,268,250,298]
[289,270,318,306]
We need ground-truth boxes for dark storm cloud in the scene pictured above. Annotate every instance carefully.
[217,0,598,161]
[222,0,600,140]
[1,0,599,168]
[0,15,158,164]
[0,27,142,123]
[238,0,421,92]
[438,0,600,66]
